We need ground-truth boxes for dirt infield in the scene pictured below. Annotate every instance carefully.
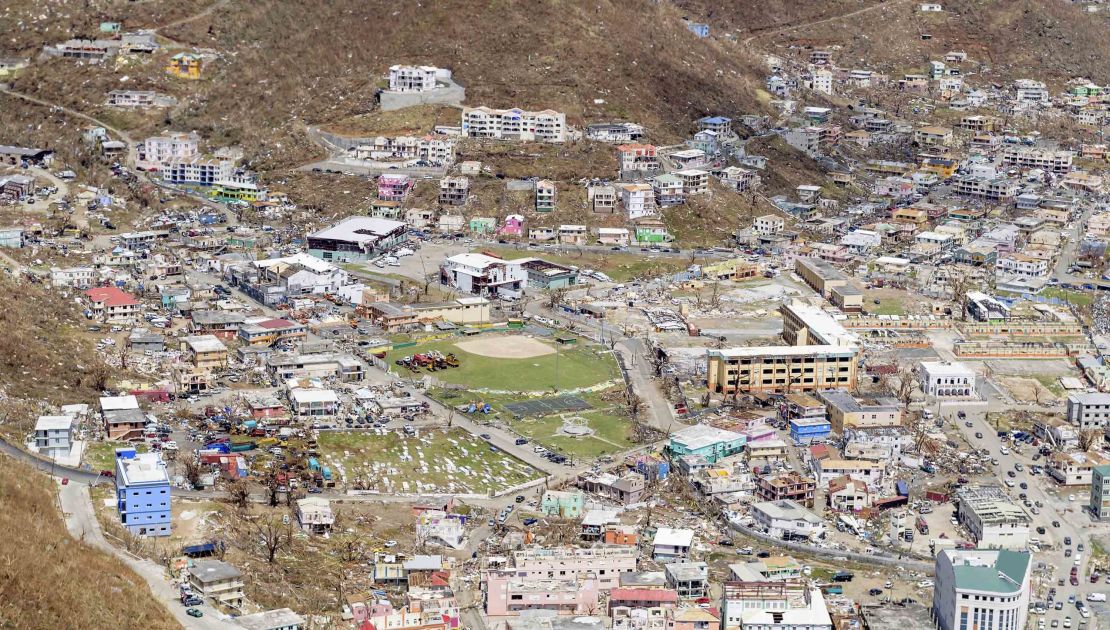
[455,335,555,359]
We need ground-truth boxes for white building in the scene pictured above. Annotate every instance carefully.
[806,69,833,95]
[919,361,976,398]
[388,65,439,92]
[812,459,884,487]
[439,253,528,299]
[289,389,340,419]
[652,527,694,561]
[1067,392,1110,429]
[1013,79,1049,105]
[994,253,1047,279]
[296,497,334,534]
[138,132,198,169]
[34,415,74,459]
[723,582,833,630]
[1000,146,1072,173]
[460,106,566,143]
[620,183,657,220]
[253,253,351,296]
[351,135,456,166]
[749,500,826,540]
[955,486,1031,550]
[753,214,785,235]
[50,266,97,288]
[933,549,1030,630]
[164,157,234,186]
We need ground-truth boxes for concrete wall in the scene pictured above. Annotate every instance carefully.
[379,79,465,111]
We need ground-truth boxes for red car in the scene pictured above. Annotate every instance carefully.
[1071,576,1079,586]
[61,477,69,485]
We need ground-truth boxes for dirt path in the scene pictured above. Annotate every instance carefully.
[740,0,914,46]
[155,0,230,37]
[0,88,136,165]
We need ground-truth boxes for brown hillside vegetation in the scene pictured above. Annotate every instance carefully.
[761,0,1110,85]
[0,0,213,52]
[0,457,178,629]
[673,0,880,35]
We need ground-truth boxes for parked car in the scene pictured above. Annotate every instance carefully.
[186,609,203,618]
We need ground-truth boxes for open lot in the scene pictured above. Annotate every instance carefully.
[388,334,620,392]
[317,428,543,494]
[84,441,148,471]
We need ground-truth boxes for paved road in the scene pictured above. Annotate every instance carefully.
[953,409,1107,629]
[59,481,237,629]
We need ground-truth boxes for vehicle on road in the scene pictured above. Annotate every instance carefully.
[186,609,203,618]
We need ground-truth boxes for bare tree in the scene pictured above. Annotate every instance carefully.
[227,479,251,511]
[1079,428,1103,452]
[182,458,203,490]
[250,514,294,564]
[947,272,973,321]
[545,286,569,310]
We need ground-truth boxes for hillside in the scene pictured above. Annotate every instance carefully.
[6,0,768,171]
[0,456,178,629]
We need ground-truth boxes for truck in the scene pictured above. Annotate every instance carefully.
[322,466,333,481]
[832,571,854,582]
[1086,593,1106,602]
[916,516,930,534]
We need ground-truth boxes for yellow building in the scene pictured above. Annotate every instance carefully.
[706,345,858,394]
[703,258,760,281]
[891,207,928,226]
[818,389,903,433]
[166,52,202,80]
[181,335,228,372]
[919,157,958,179]
[913,125,953,147]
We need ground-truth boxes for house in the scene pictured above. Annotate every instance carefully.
[438,214,465,234]
[588,184,616,213]
[697,116,732,135]
[529,226,556,242]
[290,389,340,419]
[749,499,826,540]
[101,395,146,441]
[597,227,630,246]
[652,174,685,206]
[618,144,660,175]
[238,318,308,347]
[34,415,74,460]
[652,528,694,561]
[669,149,708,169]
[166,52,202,79]
[499,214,525,237]
[388,65,439,92]
[296,497,335,534]
[182,335,229,371]
[106,90,175,109]
[519,258,579,290]
[378,174,414,201]
[438,176,469,206]
[1013,79,1049,104]
[755,471,817,507]
[535,180,556,212]
[189,559,245,609]
[577,470,647,504]
[753,215,785,235]
[469,217,496,234]
[439,253,528,298]
[83,286,140,324]
[633,219,673,244]
[540,490,585,518]
[720,166,758,192]
[460,106,566,142]
[827,476,872,512]
[688,129,719,154]
[306,216,408,262]
[620,183,657,219]
[115,448,171,537]
[234,609,305,630]
[919,361,976,398]
[558,224,588,245]
[128,328,165,353]
[586,122,645,143]
[1047,451,1110,486]
[675,169,709,195]
[664,562,708,599]
[668,425,745,464]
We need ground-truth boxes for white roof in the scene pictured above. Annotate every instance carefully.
[100,394,139,411]
[309,216,405,243]
[117,452,169,485]
[653,527,695,547]
[184,335,227,353]
[920,361,975,378]
[671,424,742,450]
[291,388,339,404]
[253,252,338,274]
[445,252,511,269]
[35,415,73,431]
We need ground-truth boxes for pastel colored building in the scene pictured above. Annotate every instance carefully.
[668,424,745,464]
[115,448,171,537]
[540,490,585,518]
[483,570,599,616]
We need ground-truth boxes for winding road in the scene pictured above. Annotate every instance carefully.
[740,0,914,46]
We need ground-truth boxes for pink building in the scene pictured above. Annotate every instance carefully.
[499,214,524,236]
[741,425,777,444]
[378,174,414,201]
[484,570,599,616]
[510,546,638,590]
[347,596,450,630]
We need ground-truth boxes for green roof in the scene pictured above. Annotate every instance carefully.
[952,550,1029,593]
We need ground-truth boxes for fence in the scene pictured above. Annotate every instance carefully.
[727,520,934,574]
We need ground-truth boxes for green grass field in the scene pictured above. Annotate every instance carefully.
[317,428,542,494]
[84,441,148,471]
[388,336,620,392]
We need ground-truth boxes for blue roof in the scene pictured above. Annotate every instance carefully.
[699,116,732,124]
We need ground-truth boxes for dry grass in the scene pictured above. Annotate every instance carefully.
[0,457,178,629]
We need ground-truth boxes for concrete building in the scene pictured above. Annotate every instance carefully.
[83,286,140,324]
[706,345,858,395]
[1000,146,1073,173]
[793,257,863,312]
[189,559,245,609]
[664,562,708,599]
[439,253,528,299]
[306,216,408,263]
[668,424,745,464]
[483,570,599,616]
[749,500,826,540]
[620,183,657,220]
[138,131,198,168]
[812,459,884,487]
[101,394,147,441]
[1090,465,1110,521]
[461,106,566,143]
[1066,392,1110,429]
[755,471,817,507]
[234,608,305,630]
[817,390,902,433]
[919,361,976,398]
[363,297,491,332]
[296,497,335,535]
[932,549,1030,630]
[34,415,74,460]
[289,389,339,419]
[512,546,638,590]
[722,582,833,630]
[955,486,1031,550]
[753,214,785,235]
[115,447,171,537]
[652,528,694,561]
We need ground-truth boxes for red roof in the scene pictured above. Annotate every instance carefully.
[84,286,139,307]
[258,318,297,329]
[609,588,679,603]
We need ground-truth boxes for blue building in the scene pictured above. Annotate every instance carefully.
[789,417,832,445]
[115,448,172,537]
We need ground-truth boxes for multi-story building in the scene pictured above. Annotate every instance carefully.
[83,286,140,323]
[50,266,97,288]
[793,257,864,312]
[812,459,884,487]
[617,144,660,175]
[675,169,709,195]
[1067,392,1110,429]
[588,184,616,213]
[749,500,826,540]
[720,166,758,192]
[483,570,599,616]
[753,214,785,235]
[34,415,74,460]
[1000,146,1073,173]
[919,361,976,398]
[352,135,457,166]
[181,335,229,372]
[664,562,708,599]
[1090,465,1110,521]
[115,447,171,537]
[188,560,245,609]
[439,176,469,205]
[138,131,198,168]
[1046,451,1110,486]
[535,179,556,212]
[913,126,954,146]
[1013,79,1049,105]
[995,253,1048,279]
[955,486,1031,549]
[576,471,647,505]
[620,183,656,219]
[723,582,833,630]
[932,549,1030,630]
[388,65,439,92]
[164,157,234,186]
[668,424,746,464]
[439,253,528,298]
[817,389,902,433]
[512,546,638,590]
[106,90,175,108]
[953,176,1019,202]
[707,345,858,395]
[307,216,408,263]
[755,472,817,507]
[585,122,645,143]
[289,388,340,419]
[460,106,566,142]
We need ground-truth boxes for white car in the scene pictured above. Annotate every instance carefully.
[917,580,934,588]
[1068,494,1075,501]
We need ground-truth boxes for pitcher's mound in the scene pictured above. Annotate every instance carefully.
[455,336,555,359]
